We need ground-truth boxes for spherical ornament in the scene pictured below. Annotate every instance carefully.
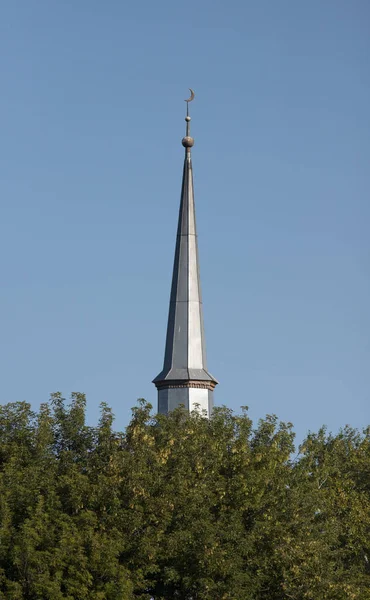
[182,136,194,148]
[185,115,191,122]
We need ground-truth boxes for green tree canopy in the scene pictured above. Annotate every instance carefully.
[0,395,369,599]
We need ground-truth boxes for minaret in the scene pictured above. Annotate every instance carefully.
[153,91,218,416]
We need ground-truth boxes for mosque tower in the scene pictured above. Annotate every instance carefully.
[153,91,218,416]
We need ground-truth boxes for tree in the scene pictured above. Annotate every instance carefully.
[0,396,369,599]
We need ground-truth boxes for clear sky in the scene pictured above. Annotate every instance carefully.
[1,0,369,444]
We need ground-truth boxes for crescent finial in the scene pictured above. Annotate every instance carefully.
[183,89,195,148]
[185,88,195,103]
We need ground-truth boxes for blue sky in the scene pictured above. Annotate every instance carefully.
[1,0,369,444]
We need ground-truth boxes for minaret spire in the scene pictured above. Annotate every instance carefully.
[153,90,218,416]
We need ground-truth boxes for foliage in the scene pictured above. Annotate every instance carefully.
[0,395,369,599]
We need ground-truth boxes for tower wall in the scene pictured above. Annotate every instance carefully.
[158,386,213,417]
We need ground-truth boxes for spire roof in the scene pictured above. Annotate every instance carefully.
[153,94,218,389]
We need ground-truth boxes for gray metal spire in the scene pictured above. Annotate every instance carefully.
[153,91,218,416]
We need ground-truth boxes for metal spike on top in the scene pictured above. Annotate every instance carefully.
[182,88,195,150]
